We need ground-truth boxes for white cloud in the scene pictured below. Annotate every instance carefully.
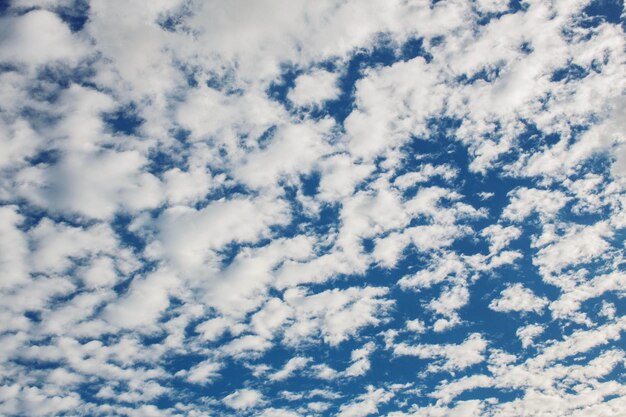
[176,85,281,146]
[344,342,376,377]
[431,374,493,404]
[204,235,314,318]
[288,69,340,107]
[533,221,613,277]
[0,385,80,417]
[269,357,311,381]
[337,386,393,417]
[29,219,118,274]
[282,286,393,346]
[184,360,222,385]
[398,253,466,290]
[162,167,214,206]
[223,388,264,411]
[258,408,301,417]
[0,206,29,289]
[388,400,485,417]
[250,297,293,339]
[317,154,374,202]
[394,164,457,189]
[308,401,331,412]
[0,119,41,172]
[156,195,290,278]
[489,283,548,314]
[429,284,470,318]
[393,333,488,373]
[234,118,334,189]
[195,316,233,342]
[481,224,521,254]
[311,364,339,380]
[516,324,545,349]
[345,56,446,161]
[78,256,119,289]
[474,0,510,13]
[405,319,426,334]
[222,335,273,359]
[502,187,568,222]
[103,269,178,330]
[549,272,626,320]
[0,1,625,416]
[0,9,88,67]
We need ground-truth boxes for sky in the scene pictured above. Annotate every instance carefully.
[0,0,625,416]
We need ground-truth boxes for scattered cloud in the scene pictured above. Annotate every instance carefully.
[0,0,624,416]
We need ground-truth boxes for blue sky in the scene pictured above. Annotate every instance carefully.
[0,0,625,416]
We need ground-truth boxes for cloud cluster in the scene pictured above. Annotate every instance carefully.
[0,0,624,416]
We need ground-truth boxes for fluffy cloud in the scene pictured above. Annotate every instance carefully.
[393,333,488,373]
[0,10,88,67]
[288,69,341,107]
[337,386,393,417]
[222,388,264,410]
[489,283,549,314]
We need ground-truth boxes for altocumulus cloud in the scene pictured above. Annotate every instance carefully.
[0,0,625,416]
